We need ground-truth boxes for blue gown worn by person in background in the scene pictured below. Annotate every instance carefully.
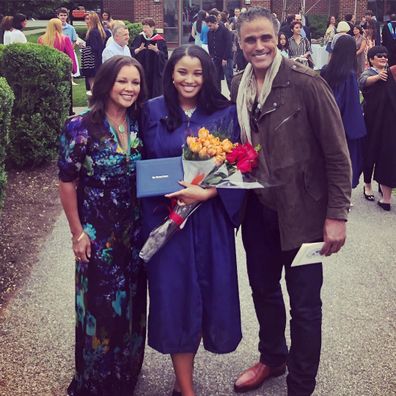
[141,96,243,355]
[322,70,367,188]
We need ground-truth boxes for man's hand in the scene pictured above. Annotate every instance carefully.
[378,69,388,81]
[320,218,346,256]
[222,59,227,67]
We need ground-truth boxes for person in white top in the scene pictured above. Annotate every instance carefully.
[1,16,13,44]
[102,24,131,63]
[5,13,27,44]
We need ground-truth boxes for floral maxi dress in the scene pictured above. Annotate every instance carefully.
[58,113,146,396]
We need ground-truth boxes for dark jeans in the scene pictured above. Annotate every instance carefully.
[242,192,323,396]
[212,58,223,92]
[223,58,233,91]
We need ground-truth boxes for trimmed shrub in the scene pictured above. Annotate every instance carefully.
[0,45,5,76]
[74,25,88,39]
[0,43,71,168]
[0,77,14,209]
[308,15,329,40]
[125,22,143,46]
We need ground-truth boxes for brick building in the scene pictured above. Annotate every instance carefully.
[103,0,396,46]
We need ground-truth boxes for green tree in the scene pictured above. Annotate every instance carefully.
[2,0,101,19]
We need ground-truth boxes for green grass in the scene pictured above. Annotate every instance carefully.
[72,49,88,108]
[24,26,45,31]
[26,33,42,43]
[72,77,89,107]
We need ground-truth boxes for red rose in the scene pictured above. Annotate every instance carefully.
[243,143,259,161]
[237,158,253,173]
[226,144,245,164]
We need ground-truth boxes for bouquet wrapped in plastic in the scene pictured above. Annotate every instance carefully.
[139,128,263,263]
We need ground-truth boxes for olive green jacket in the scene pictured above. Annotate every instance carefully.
[231,58,352,250]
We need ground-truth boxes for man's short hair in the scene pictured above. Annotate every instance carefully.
[365,10,374,17]
[344,14,353,22]
[112,25,127,37]
[57,7,69,15]
[236,7,279,36]
[142,18,155,27]
[206,15,218,24]
[209,8,220,17]
[290,21,302,30]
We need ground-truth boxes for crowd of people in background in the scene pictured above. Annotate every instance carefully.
[0,5,395,396]
[2,6,395,90]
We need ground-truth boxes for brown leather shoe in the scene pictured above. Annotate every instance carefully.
[234,362,286,393]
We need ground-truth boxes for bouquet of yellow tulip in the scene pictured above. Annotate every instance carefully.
[184,127,234,165]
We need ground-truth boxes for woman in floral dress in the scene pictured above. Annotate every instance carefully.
[58,56,147,396]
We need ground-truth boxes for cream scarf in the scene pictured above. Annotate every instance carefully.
[236,49,283,143]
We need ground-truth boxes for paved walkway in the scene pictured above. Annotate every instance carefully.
[0,186,395,396]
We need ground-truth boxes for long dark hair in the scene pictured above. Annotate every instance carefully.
[88,56,147,126]
[277,32,289,50]
[322,35,357,89]
[12,13,26,30]
[196,10,206,34]
[162,45,230,131]
[327,15,336,27]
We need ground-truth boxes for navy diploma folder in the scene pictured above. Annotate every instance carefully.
[136,157,184,198]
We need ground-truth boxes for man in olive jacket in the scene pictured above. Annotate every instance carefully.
[231,8,352,396]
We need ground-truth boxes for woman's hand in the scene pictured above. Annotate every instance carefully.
[72,232,91,262]
[165,182,217,205]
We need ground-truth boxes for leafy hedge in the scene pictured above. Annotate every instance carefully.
[125,22,143,46]
[0,43,71,168]
[0,77,14,209]
[75,26,88,39]
[308,15,329,40]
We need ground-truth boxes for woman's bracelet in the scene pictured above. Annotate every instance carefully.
[72,231,86,243]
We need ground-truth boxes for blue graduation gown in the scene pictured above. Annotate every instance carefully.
[141,96,243,354]
[332,72,367,188]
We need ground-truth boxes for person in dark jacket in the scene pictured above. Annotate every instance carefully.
[207,15,233,91]
[231,7,351,395]
[344,13,356,36]
[381,13,396,66]
[362,10,381,45]
[81,11,109,91]
[279,14,294,39]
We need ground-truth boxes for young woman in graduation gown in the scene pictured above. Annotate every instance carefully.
[141,45,243,396]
